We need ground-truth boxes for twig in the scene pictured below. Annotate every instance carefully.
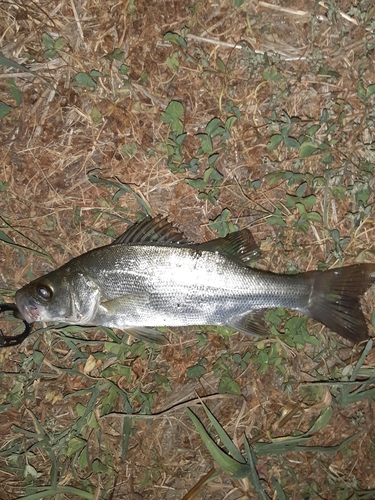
[185,34,305,61]
[70,0,84,40]
[258,2,312,17]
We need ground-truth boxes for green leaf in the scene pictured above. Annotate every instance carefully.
[197,133,213,154]
[187,359,207,378]
[366,84,375,98]
[286,194,298,208]
[225,115,237,130]
[67,437,86,457]
[32,350,44,366]
[208,152,219,167]
[211,168,223,181]
[87,410,99,429]
[76,402,85,417]
[320,108,329,123]
[166,52,179,72]
[209,209,232,237]
[185,178,207,190]
[266,214,286,226]
[165,101,184,118]
[357,81,366,101]
[300,195,317,207]
[41,33,54,50]
[175,132,187,145]
[216,56,227,73]
[164,32,187,49]
[91,106,103,126]
[104,47,125,62]
[305,124,320,137]
[329,186,346,200]
[162,100,184,135]
[306,211,322,222]
[263,67,284,83]
[203,166,214,183]
[89,69,102,77]
[0,101,12,120]
[119,64,130,76]
[299,142,319,158]
[296,182,307,197]
[264,171,285,185]
[218,375,241,395]
[92,458,112,473]
[267,134,283,150]
[54,37,65,50]
[44,49,57,59]
[8,78,22,105]
[78,446,89,468]
[284,136,300,149]
[206,117,222,137]
[75,72,97,89]
[119,142,138,159]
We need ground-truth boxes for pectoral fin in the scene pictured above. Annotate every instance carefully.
[124,327,168,345]
[101,294,168,345]
[101,293,149,315]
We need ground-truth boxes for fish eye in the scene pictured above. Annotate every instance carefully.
[36,284,53,301]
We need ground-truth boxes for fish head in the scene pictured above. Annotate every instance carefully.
[15,266,100,325]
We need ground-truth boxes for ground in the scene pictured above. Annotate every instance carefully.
[1,0,375,499]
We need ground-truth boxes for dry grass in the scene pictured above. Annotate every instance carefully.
[1,0,375,499]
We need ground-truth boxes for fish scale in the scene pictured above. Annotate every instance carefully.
[81,245,309,325]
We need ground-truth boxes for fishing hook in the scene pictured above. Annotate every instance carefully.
[0,303,34,348]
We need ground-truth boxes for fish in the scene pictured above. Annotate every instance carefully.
[15,215,375,345]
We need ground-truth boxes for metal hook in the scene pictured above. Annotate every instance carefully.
[0,303,34,348]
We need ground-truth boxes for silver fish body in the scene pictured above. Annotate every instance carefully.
[15,216,375,344]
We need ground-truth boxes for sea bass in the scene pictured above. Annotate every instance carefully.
[15,216,375,345]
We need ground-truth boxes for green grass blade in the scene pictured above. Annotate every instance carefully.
[121,417,132,461]
[186,408,251,478]
[200,401,246,464]
[243,437,271,500]
[0,54,56,91]
[16,485,94,500]
[350,339,373,382]
[271,477,287,499]
[306,407,333,435]
[254,436,311,455]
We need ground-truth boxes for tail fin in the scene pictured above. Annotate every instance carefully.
[303,264,375,343]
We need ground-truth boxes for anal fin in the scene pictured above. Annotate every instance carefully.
[227,310,269,337]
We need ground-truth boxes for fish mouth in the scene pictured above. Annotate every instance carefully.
[15,292,41,323]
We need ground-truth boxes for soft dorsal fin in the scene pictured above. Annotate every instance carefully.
[113,215,190,245]
[194,229,260,265]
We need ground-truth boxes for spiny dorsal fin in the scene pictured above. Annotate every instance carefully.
[113,215,190,245]
[194,229,260,265]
